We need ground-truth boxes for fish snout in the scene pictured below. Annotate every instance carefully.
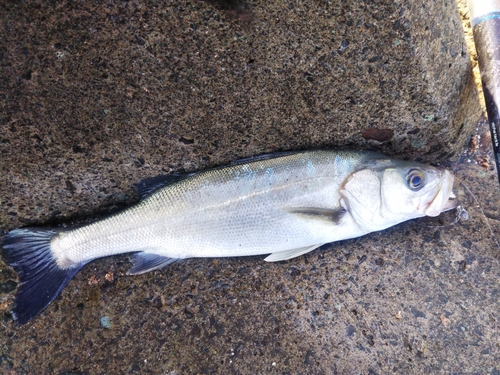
[423,169,457,217]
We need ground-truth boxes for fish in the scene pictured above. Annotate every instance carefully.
[1,150,458,324]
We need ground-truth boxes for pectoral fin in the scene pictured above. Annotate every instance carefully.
[127,252,179,275]
[264,244,324,262]
[285,206,347,224]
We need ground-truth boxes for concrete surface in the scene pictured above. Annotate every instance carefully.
[1,0,499,374]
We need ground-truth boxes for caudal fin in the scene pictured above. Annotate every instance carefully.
[2,228,85,324]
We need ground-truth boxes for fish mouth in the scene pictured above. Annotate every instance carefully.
[424,170,459,217]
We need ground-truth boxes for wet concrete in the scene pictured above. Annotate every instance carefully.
[1,0,499,374]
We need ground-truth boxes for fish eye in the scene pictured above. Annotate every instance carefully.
[406,169,425,190]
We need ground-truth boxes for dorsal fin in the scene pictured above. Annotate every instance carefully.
[135,173,195,200]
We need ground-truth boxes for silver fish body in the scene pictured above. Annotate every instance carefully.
[2,150,458,323]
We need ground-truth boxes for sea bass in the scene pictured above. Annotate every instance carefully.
[2,150,458,323]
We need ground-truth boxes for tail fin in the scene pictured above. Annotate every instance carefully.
[2,228,85,324]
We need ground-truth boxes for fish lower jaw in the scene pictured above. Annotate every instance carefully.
[423,193,458,217]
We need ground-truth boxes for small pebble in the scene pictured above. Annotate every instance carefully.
[440,315,451,326]
[100,316,112,329]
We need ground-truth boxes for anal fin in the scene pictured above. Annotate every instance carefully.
[264,244,324,262]
[127,252,179,275]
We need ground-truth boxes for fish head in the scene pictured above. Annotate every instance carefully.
[340,159,458,232]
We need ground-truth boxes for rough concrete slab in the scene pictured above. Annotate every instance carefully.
[0,0,481,229]
[1,0,497,374]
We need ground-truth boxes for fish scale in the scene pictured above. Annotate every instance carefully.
[55,151,360,262]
